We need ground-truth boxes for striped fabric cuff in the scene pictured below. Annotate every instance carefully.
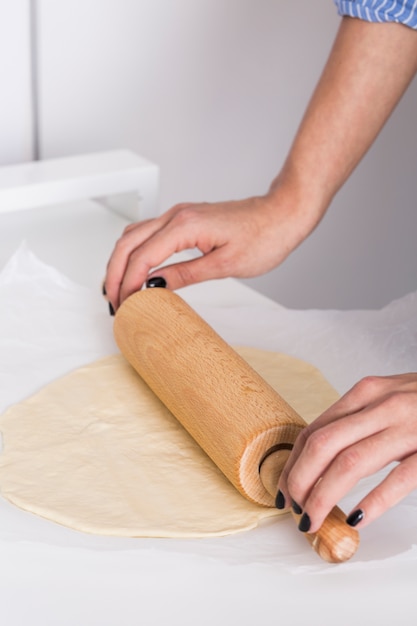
[334,0,417,29]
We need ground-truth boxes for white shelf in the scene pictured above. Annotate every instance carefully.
[0,150,159,221]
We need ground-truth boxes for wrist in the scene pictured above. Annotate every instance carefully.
[266,165,331,240]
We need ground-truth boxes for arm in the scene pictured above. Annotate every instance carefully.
[273,15,417,214]
[274,17,417,533]
[105,17,417,309]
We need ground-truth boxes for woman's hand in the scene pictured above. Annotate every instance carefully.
[104,19,417,312]
[104,186,318,310]
[278,373,417,532]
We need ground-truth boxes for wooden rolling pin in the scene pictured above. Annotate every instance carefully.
[113,288,359,563]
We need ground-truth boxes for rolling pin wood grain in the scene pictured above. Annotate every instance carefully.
[113,288,359,563]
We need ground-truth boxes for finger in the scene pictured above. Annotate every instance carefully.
[123,244,234,304]
[305,375,405,432]
[278,402,387,509]
[277,376,408,506]
[105,212,180,308]
[105,224,160,308]
[347,452,417,529]
[106,203,209,307]
[118,208,229,303]
[145,247,236,292]
[283,380,386,477]
[297,428,398,532]
[293,389,417,533]
[105,203,195,305]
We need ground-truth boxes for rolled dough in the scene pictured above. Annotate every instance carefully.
[0,348,339,538]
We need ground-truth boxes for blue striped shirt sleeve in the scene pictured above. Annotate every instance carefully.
[334,0,417,29]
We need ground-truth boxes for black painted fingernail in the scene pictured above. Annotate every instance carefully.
[275,490,286,510]
[346,509,364,527]
[109,302,115,316]
[102,282,107,296]
[292,500,302,515]
[146,276,167,289]
[298,512,311,533]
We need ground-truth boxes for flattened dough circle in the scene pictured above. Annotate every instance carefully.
[0,348,339,538]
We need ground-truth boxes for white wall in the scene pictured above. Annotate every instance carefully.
[36,0,417,309]
[0,0,33,165]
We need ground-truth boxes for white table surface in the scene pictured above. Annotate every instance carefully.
[1,199,417,626]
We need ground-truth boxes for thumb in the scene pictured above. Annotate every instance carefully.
[146,250,230,291]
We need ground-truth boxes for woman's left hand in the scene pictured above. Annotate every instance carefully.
[278,373,417,532]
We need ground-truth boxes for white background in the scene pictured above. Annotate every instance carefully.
[0,0,33,164]
[2,0,417,309]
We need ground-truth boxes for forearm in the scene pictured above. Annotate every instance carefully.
[270,16,417,227]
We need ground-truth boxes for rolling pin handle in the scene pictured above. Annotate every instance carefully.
[259,449,360,563]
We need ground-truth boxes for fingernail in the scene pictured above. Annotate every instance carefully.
[275,490,286,510]
[291,500,302,515]
[298,512,311,533]
[346,509,364,527]
[146,276,167,289]
[109,302,115,316]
